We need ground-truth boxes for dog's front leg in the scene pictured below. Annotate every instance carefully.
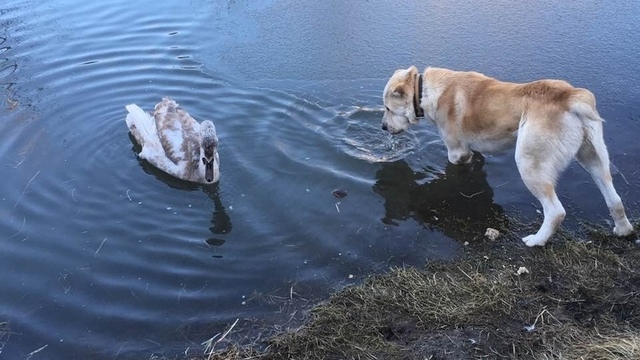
[447,147,474,165]
[442,136,473,165]
[437,125,473,165]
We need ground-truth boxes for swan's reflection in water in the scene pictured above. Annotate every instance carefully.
[137,151,232,254]
[373,153,509,241]
[202,184,231,256]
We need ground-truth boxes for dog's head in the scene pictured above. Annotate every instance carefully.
[381,66,420,135]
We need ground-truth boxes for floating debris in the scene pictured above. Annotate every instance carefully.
[332,189,347,199]
[94,237,107,256]
[6,98,18,110]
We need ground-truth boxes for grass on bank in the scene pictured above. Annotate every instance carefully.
[0,321,9,355]
[188,220,640,360]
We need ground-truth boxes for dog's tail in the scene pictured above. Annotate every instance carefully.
[570,89,604,123]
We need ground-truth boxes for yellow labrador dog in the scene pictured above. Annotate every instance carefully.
[382,66,634,246]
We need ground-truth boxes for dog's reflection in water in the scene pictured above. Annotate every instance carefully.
[372,153,508,241]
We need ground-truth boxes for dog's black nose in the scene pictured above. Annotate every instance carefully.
[381,123,388,131]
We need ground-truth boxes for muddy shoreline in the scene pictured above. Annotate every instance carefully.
[196,219,640,360]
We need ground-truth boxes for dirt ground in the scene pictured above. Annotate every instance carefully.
[187,217,640,360]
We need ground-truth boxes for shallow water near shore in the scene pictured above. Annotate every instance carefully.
[1,1,640,358]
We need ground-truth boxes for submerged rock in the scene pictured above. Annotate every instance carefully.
[484,228,500,241]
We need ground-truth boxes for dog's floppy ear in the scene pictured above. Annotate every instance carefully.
[406,65,419,79]
[390,66,418,98]
[391,86,405,98]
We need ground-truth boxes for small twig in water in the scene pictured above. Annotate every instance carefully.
[10,157,25,168]
[459,190,485,199]
[70,188,77,202]
[203,318,239,356]
[94,238,107,256]
[13,170,40,210]
[3,216,26,241]
[611,163,630,185]
[178,284,187,303]
[126,189,132,202]
[335,202,341,213]
[144,339,161,346]
[201,333,220,355]
[494,179,512,188]
[25,344,47,360]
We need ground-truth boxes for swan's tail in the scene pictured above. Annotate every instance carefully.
[125,104,161,160]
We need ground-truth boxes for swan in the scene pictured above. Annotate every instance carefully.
[125,97,220,184]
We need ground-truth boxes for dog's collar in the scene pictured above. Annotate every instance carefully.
[413,73,424,118]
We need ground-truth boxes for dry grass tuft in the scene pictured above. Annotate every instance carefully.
[569,333,640,360]
[186,221,640,360]
[0,322,9,356]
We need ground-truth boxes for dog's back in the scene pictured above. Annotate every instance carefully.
[432,69,603,140]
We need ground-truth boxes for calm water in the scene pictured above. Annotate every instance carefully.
[1,0,640,358]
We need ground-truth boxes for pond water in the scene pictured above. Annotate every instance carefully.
[1,0,640,358]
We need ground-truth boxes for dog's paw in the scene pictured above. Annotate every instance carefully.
[522,234,548,247]
[613,222,634,237]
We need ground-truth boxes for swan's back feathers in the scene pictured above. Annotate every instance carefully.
[153,98,201,169]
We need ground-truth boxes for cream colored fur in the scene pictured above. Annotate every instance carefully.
[382,66,634,246]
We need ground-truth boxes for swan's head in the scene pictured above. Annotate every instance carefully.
[200,120,219,183]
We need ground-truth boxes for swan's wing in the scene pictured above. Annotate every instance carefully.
[126,103,165,160]
[125,103,157,147]
[154,97,198,165]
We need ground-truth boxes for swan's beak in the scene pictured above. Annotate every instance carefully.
[204,159,215,182]
[205,159,215,182]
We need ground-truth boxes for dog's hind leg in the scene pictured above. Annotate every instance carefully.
[516,166,566,247]
[515,111,583,246]
[576,121,634,236]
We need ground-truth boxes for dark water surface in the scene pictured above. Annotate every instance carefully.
[1,0,640,358]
